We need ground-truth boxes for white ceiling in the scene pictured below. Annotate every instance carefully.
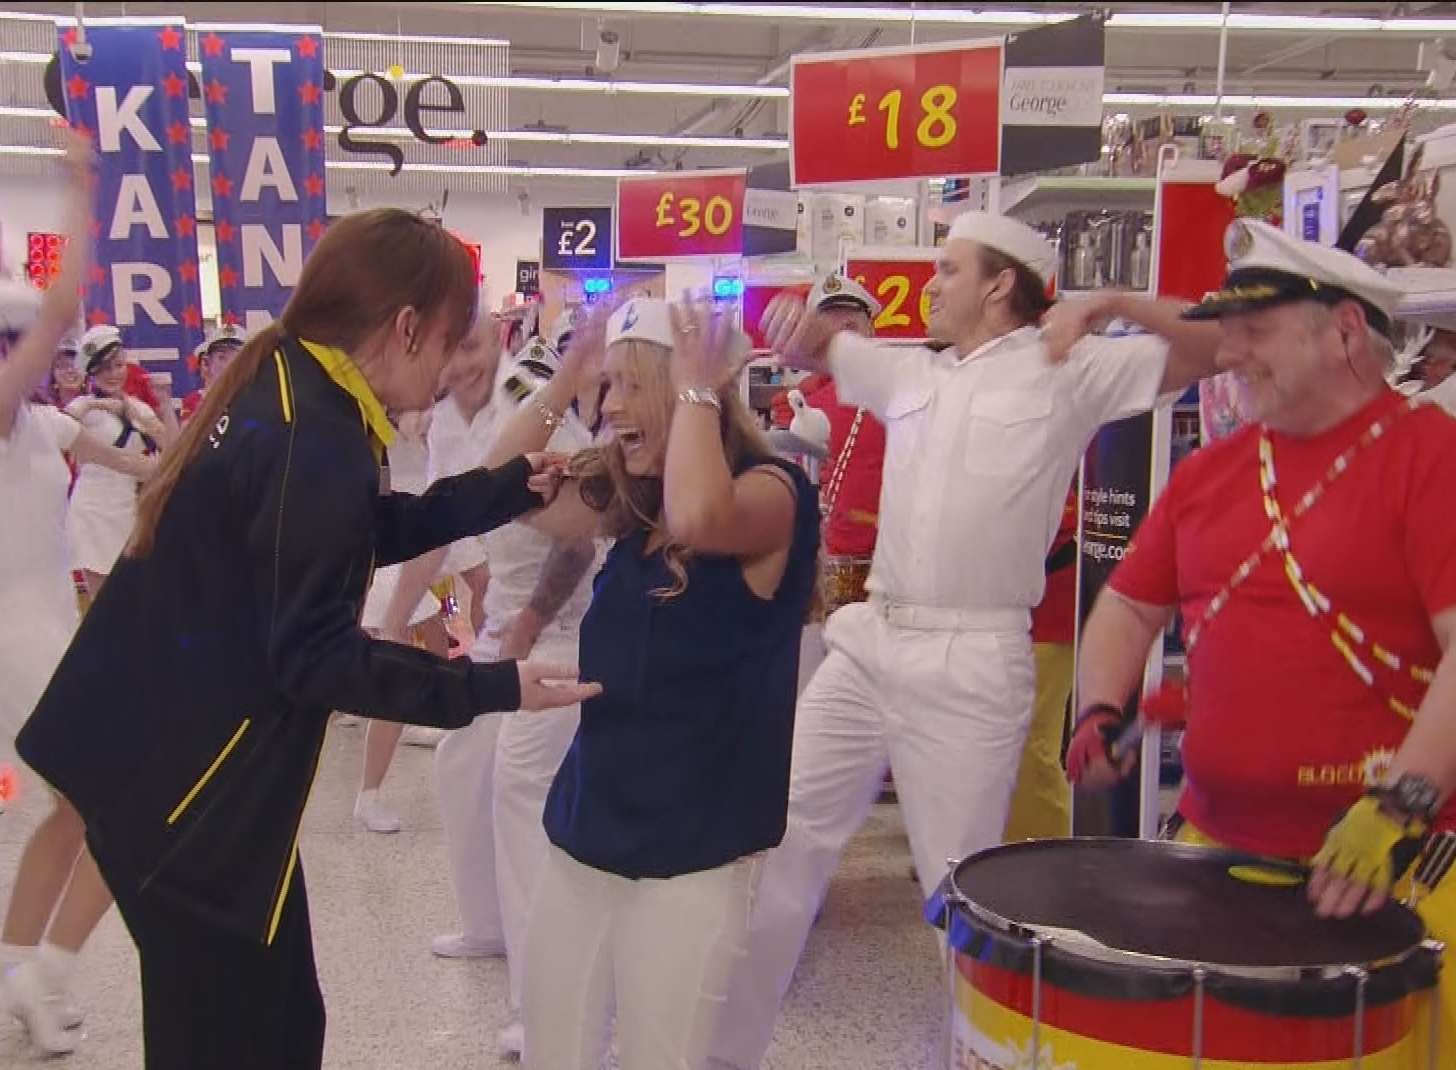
[0,1,1454,193]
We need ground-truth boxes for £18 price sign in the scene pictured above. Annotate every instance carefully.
[791,40,1002,186]
[616,169,746,260]
[844,251,939,341]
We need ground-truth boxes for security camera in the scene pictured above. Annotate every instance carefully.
[594,27,621,73]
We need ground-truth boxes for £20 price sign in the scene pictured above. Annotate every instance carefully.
[616,170,745,260]
[845,249,939,341]
[791,41,1002,186]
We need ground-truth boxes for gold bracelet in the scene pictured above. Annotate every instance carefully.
[534,398,564,431]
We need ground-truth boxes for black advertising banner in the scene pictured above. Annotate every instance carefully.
[515,259,540,296]
[1075,406,1156,838]
[542,206,613,271]
[1001,14,1106,177]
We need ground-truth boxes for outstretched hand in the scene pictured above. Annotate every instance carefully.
[516,661,602,711]
[1040,295,1119,364]
[524,451,570,505]
[669,290,747,392]
[759,294,840,372]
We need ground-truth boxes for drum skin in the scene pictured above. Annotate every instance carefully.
[931,839,1440,1070]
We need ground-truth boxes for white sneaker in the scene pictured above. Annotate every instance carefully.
[353,790,401,834]
[430,932,505,959]
[496,1019,525,1060]
[2,962,77,1055]
[400,725,444,748]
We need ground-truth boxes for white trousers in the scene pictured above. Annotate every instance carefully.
[435,711,504,943]
[523,846,761,1070]
[494,635,582,1010]
[712,601,1035,1069]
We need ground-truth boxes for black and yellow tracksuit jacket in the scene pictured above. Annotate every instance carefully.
[18,335,540,945]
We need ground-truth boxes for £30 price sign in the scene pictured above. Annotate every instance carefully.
[845,252,938,341]
[617,170,746,260]
[791,41,1002,185]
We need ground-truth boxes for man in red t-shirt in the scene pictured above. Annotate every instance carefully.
[1069,219,1456,1059]
[1005,483,1078,841]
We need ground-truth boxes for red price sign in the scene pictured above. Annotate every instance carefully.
[845,252,939,340]
[617,170,746,260]
[743,282,811,350]
[26,231,65,289]
[791,41,1002,186]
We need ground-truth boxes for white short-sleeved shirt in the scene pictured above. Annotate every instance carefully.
[829,325,1170,612]
[360,431,441,629]
[0,403,82,734]
[427,395,498,575]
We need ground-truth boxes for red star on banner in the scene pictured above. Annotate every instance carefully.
[222,311,241,327]
[216,220,236,243]
[218,264,240,288]
[298,82,321,106]
[209,127,230,152]
[181,304,202,328]
[205,79,228,105]
[301,128,322,151]
[175,214,196,237]
[87,307,109,326]
[303,173,325,197]
[162,72,186,99]
[296,35,319,58]
[157,26,183,50]
[306,218,327,241]
[201,32,225,57]
[88,263,105,285]
[178,261,198,282]
[212,173,234,198]
[166,120,188,144]
[66,73,88,100]
[170,167,192,191]
[61,27,77,46]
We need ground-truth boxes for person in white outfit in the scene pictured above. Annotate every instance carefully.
[712,212,1227,1068]
[0,136,159,1057]
[65,324,174,598]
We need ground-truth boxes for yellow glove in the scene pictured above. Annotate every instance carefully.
[1312,795,1428,897]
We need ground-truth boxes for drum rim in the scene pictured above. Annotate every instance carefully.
[945,837,1433,983]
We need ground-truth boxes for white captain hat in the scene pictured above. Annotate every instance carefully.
[1184,218,1403,338]
[606,297,751,364]
[947,211,1058,286]
[808,272,882,319]
[0,278,40,336]
[76,323,123,375]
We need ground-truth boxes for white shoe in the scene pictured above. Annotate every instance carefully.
[496,1020,525,1060]
[430,932,505,959]
[2,962,77,1055]
[400,725,444,748]
[55,994,82,1031]
[353,790,401,834]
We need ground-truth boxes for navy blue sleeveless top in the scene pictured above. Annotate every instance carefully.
[544,457,820,879]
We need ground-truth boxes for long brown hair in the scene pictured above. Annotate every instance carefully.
[571,338,773,599]
[128,208,478,556]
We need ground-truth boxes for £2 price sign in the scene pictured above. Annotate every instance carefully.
[791,41,1002,186]
[845,251,938,341]
[616,170,745,260]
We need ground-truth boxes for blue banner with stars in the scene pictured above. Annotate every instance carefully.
[198,26,326,331]
[59,20,205,393]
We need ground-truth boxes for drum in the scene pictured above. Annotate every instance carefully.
[821,555,871,617]
[927,838,1441,1069]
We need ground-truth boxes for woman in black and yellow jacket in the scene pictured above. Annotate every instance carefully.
[15,209,597,1069]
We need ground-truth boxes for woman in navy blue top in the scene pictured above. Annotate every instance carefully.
[485,296,819,1070]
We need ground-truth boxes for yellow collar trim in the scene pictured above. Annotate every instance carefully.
[298,339,396,448]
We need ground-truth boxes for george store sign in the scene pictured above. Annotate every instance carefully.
[616,169,746,260]
[334,71,487,175]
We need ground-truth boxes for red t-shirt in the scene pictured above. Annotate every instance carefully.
[1031,484,1079,645]
[804,377,885,559]
[1110,390,1456,858]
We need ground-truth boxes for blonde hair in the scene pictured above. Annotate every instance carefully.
[571,338,774,599]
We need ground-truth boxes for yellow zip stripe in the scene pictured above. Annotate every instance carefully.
[166,718,251,825]
[267,842,300,945]
[273,351,293,424]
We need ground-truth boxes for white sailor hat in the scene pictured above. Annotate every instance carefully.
[498,335,561,409]
[1184,219,1403,338]
[607,298,675,350]
[199,322,247,356]
[77,323,123,375]
[808,273,882,319]
[0,278,40,337]
[947,211,1058,286]
[56,333,78,355]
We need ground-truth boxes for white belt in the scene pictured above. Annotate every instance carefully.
[868,596,1028,634]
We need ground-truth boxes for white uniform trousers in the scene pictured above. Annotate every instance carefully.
[712,600,1035,1069]
[493,634,581,1012]
[435,666,505,945]
[523,846,761,1070]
